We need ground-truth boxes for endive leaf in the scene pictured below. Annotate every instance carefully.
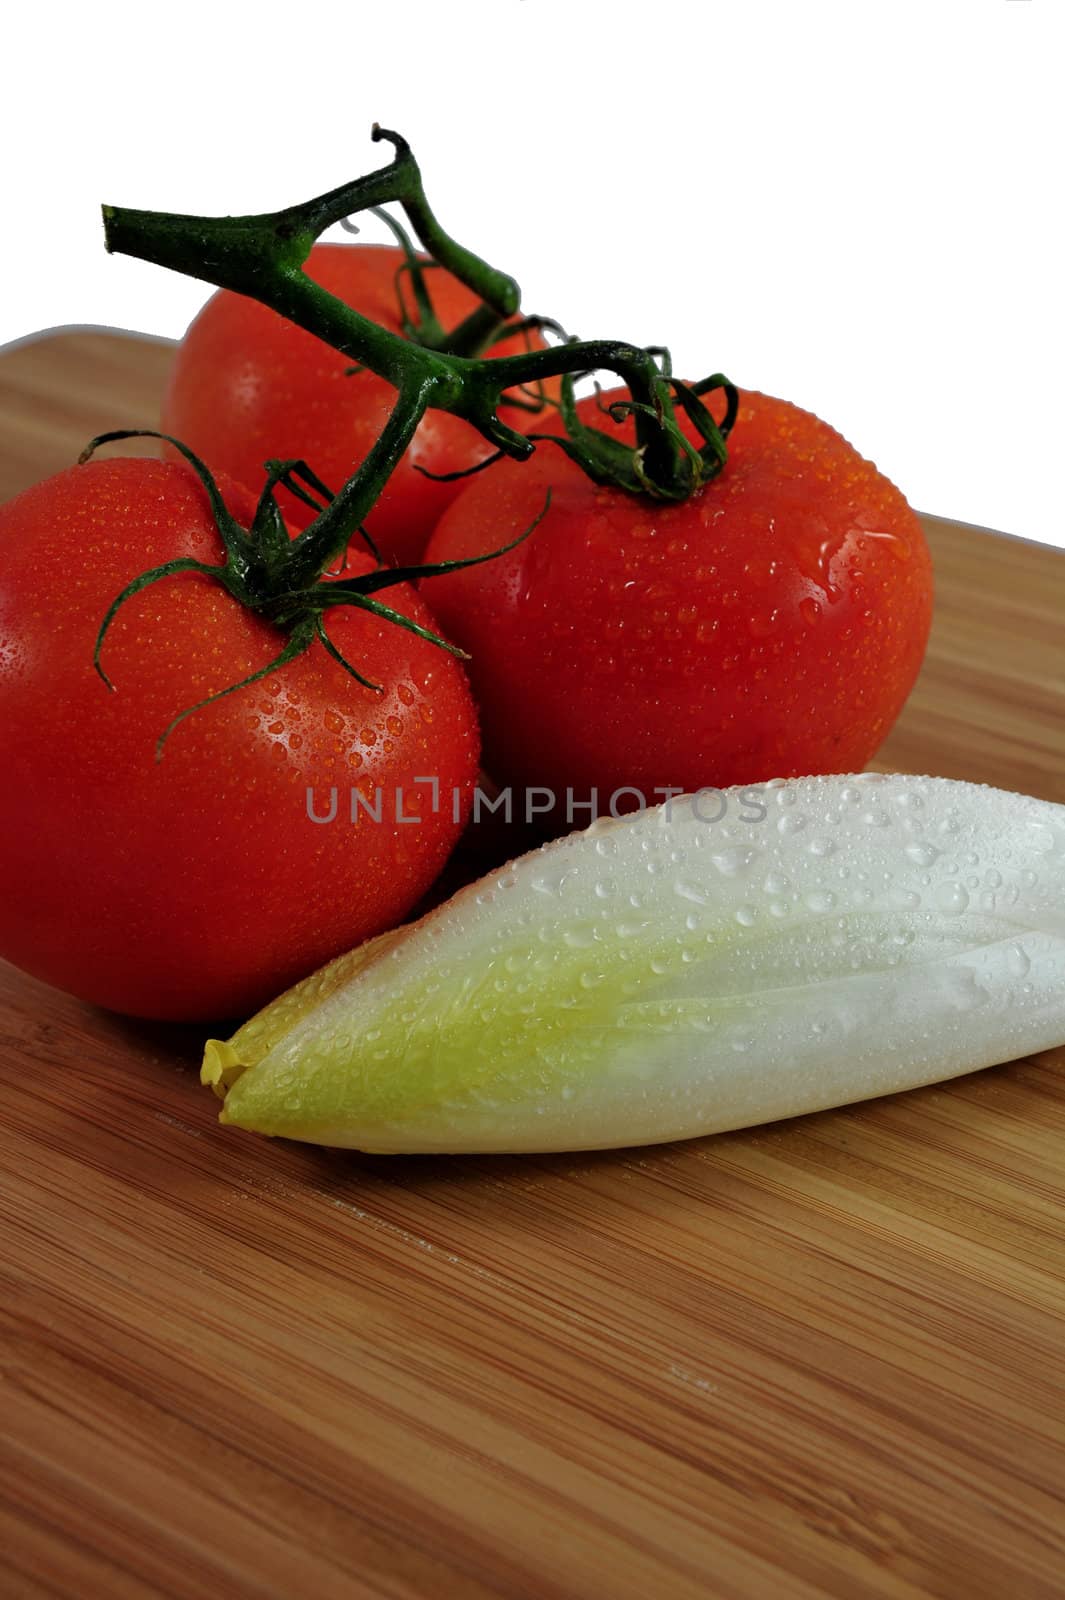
[203,775,1065,1153]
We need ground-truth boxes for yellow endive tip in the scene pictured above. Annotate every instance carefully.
[201,1038,248,1101]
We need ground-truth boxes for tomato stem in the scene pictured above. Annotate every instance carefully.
[93,129,741,748]
[102,125,737,507]
[81,429,552,752]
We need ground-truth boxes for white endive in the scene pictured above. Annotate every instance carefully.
[203,775,1065,1153]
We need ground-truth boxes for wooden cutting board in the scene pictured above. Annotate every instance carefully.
[1,331,1063,1600]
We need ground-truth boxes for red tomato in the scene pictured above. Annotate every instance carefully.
[423,387,933,823]
[161,242,548,566]
[0,457,478,1020]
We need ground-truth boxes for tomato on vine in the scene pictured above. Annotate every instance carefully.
[422,387,933,822]
[0,452,480,1020]
[104,127,932,842]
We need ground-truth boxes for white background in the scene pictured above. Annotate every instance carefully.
[2,0,1060,545]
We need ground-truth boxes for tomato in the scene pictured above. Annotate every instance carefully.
[422,387,933,824]
[161,242,548,567]
[0,457,478,1020]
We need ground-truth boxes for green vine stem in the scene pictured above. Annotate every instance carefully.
[94,129,739,751]
[82,429,552,757]
[103,125,738,543]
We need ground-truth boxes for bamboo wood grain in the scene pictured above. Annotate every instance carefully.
[0,331,1063,1600]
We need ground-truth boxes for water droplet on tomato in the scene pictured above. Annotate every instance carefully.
[748,610,780,638]
[860,528,912,562]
